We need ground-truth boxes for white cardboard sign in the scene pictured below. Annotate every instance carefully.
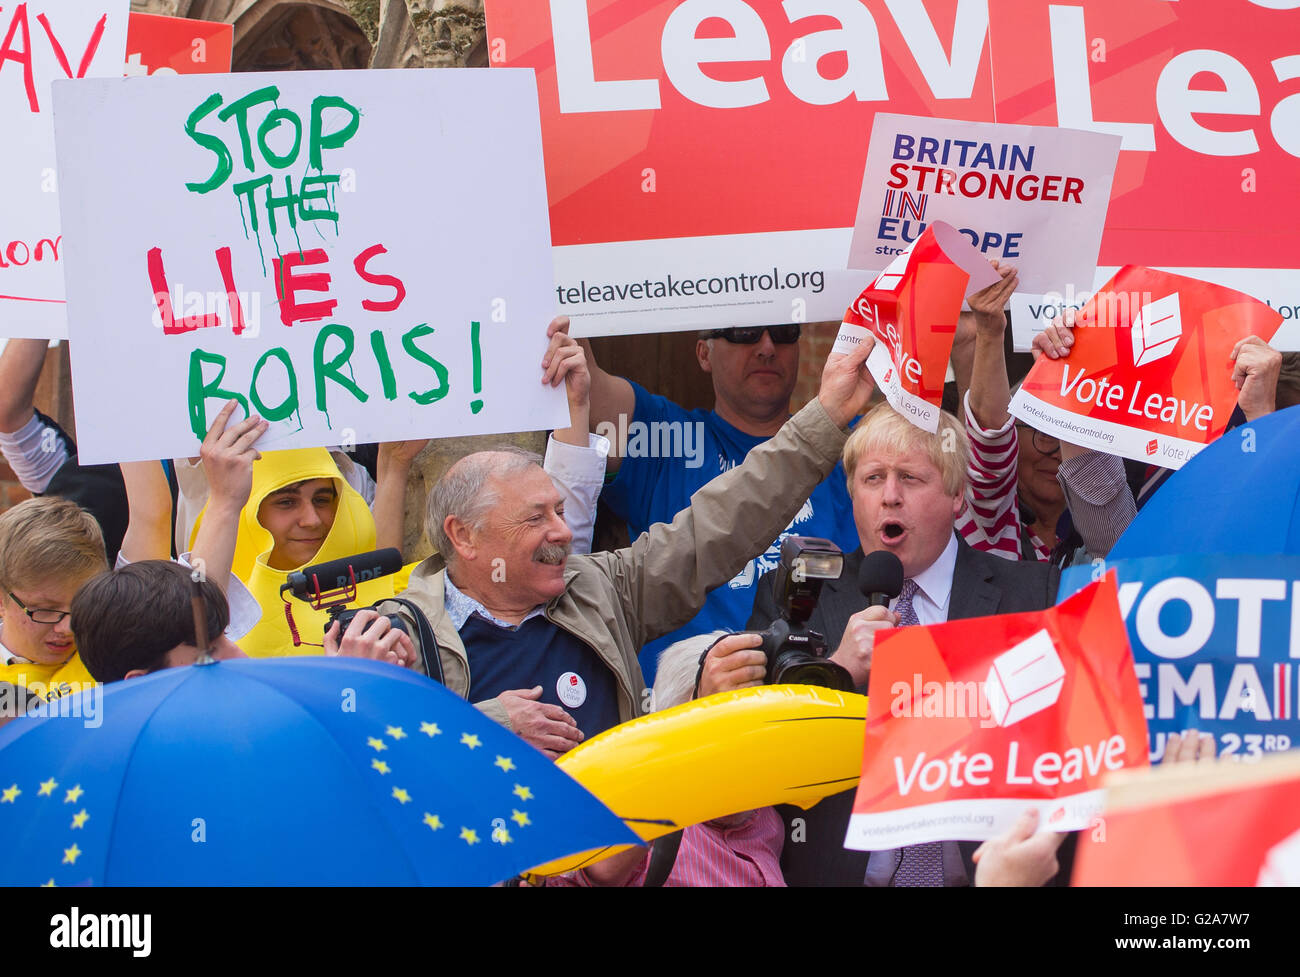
[0,0,129,339]
[848,114,1121,296]
[53,69,566,464]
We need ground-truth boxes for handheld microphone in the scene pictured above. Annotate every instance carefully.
[858,551,904,608]
[285,547,404,600]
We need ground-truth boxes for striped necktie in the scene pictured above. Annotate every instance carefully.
[890,578,944,885]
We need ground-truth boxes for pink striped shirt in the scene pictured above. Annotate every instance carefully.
[956,393,1050,563]
[555,807,786,887]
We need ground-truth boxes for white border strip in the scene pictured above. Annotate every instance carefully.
[844,789,1106,850]
[1009,388,1206,470]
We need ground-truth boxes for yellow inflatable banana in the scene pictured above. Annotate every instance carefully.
[527,684,868,878]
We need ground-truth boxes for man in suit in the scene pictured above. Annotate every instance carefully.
[740,402,1070,885]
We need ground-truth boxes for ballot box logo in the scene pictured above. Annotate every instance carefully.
[1145,439,1158,456]
[983,629,1065,727]
[1130,292,1182,368]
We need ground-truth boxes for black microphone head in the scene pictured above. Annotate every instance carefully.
[858,550,904,601]
[287,547,404,599]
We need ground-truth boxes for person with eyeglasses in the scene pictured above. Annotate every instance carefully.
[554,316,861,685]
[0,497,108,722]
[961,264,1132,565]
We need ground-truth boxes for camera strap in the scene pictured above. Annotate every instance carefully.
[381,597,446,686]
[644,830,684,887]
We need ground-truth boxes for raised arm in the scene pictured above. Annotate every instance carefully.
[374,440,428,557]
[0,338,48,433]
[547,315,635,471]
[117,461,174,563]
[190,400,266,593]
[966,261,1018,430]
[541,318,608,554]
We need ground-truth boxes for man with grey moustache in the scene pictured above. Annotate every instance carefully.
[387,327,879,758]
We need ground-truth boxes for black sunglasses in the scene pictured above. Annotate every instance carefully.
[705,324,802,345]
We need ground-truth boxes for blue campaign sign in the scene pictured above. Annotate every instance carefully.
[1060,555,1300,763]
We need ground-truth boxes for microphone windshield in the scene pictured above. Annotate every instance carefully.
[858,550,904,601]
[286,547,404,599]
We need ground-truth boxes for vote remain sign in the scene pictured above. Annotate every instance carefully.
[845,575,1148,850]
[1060,555,1300,766]
[834,222,996,432]
[1009,266,1282,469]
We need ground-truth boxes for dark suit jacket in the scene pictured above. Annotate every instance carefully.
[746,537,1074,886]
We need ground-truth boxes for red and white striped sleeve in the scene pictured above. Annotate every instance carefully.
[956,391,1025,562]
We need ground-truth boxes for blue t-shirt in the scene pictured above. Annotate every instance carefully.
[600,381,859,684]
[462,615,621,740]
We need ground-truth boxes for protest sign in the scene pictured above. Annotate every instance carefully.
[845,575,1148,850]
[125,11,233,77]
[1008,267,1282,469]
[1060,555,1300,765]
[1013,267,1300,354]
[833,222,997,432]
[483,0,1299,337]
[52,69,567,465]
[1073,750,1300,886]
[0,0,129,340]
[847,114,1120,294]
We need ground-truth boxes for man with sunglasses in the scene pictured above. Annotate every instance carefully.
[568,316,860,684]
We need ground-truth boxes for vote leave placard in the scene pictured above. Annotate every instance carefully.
[1073,751,1300,886]
[845,575,1148,850]
[484,1,1300,337]
[1060,555,1300,765]
[1009,267,1282,469]
[847,114,1120,294]
[52,69,566,464]
[0,0,129,340]
[833,222,997,433]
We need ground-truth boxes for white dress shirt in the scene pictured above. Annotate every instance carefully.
[888,531,958,625]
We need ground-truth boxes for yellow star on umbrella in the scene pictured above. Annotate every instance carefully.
[513,784,533,802]
[392,787,411,804]
[371,759,391,775]
[494,755,515,772]
[386,725,407,741]
[64,785,83,804]
[460,827,479,845]
[420,721,441,737]
[41,879,55,888]
[37,778,57,797]
[62,844,81,865]
[460,732,482,750]
[511,809,531,828]
[71,810,89,830]
[367,737,387,752]
[422,813,443,831]
[1,784,19,803]
[492,826,513,845]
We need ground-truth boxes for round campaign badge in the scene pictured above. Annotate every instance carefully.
[557,671,587,708]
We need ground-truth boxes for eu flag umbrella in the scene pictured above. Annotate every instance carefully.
[0,657,638,885]
[1110,404,1300,561]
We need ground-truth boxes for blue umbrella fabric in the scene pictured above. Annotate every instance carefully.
[1110,404,1300,561]
[0,657,638,885]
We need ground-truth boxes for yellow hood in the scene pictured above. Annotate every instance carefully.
[192,447,393,657]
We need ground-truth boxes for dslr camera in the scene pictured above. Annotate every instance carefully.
[749,536,854,692]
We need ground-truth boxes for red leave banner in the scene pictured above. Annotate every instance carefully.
[125,12,233,76]
[846,574,1148,850]
[1009,266,1282,469]
[483,0,1300,335]
[1073,751,1300,886]
[834,221,996,432]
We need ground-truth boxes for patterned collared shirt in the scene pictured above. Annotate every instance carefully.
[443,574,547,632]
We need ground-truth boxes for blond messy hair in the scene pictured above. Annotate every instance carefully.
[0,497,108,592]
[843,403,970,498]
